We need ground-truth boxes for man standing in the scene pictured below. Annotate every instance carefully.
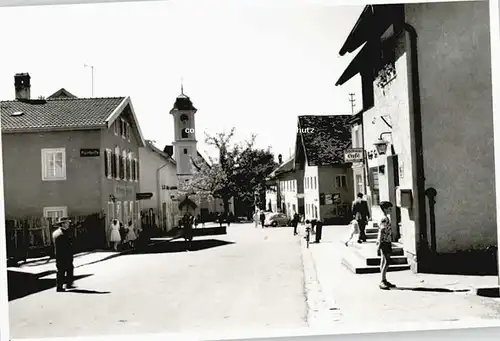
[352,193,370,243]
[292,211,300,235]
[52,217,75,292]
[259,211,266,228]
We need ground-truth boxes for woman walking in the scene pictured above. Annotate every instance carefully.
[376,201,396,290]
[125,220,137,248]
[109,219,121,251]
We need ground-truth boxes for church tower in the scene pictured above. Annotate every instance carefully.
[170,84,198,181]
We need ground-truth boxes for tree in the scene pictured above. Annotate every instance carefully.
[179,128,277,215]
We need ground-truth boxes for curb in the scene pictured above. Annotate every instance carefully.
[475,286,500,298]
[299,231,342,328]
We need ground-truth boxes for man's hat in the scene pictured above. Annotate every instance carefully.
[55,217,71,226]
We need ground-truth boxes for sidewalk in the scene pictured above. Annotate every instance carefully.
[300,224,500,330]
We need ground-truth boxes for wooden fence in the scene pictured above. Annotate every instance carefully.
[6,212,106,263]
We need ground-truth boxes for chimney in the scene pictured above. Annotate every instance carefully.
[164,145,174,157]
[278,154,283,165]
[14,73,31,100]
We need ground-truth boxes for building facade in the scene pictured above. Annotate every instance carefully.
[138,141,178,232]
[336,2,495,272]
[295,115,354,224]
[1,74,146,234]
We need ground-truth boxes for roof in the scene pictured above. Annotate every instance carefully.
[48,88,77,99]
[267,157,295,180]
[1,96,147,147]
[144,140,176,164]
[171,88,197,112]
[336,42,377,86]
[296,115,352,166]
[338,5,404,56]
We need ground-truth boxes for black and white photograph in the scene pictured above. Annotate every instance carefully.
[1,0,500,340]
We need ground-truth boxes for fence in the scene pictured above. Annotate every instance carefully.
[6,212,106,263]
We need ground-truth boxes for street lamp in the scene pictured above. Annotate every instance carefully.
[374,132,392,155]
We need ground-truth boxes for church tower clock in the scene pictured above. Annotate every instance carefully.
[170,84,198,181]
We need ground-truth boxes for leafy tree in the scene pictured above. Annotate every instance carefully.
[179,128,277,215]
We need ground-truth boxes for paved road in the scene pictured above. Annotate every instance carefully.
[9,223,307,339]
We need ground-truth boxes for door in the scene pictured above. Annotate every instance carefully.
[387,154,402,242]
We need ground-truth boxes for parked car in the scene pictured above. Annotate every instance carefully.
[264,213,289,227]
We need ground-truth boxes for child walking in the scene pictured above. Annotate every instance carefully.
[345,219,360,246]
[377,201,396,290]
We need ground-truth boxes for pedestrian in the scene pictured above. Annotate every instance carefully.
[352,193,370,243]
[228,211,234,227]
[259,211,266,228]
[182,213,194,251]
[52,217,75,292]
[109,219,121,251]
[254,210,259,228]
[292,211,300,235]
[376,201,396,290]
[345,219,360,246]
[126,220,137,249]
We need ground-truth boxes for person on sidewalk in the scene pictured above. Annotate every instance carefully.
[259,211,266,228]
[125,220,137,249]
[109,219,121,251]
[292,211,300,235]
[52,217,75,292]
[345,219,360,246]
[376,201,396,290]
[352,193,370,243]
[254,210,259,228]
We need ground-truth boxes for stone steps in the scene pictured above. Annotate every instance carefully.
[341,241,410,274]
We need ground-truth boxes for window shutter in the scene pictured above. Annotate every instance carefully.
[119,156,124,179]
[104,151,109,177]
[132,159,136,180]
[111,152,116,178]
[135,159,139,181]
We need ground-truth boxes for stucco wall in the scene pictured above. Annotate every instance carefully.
[304,164,319,221]
[364,32,416,253]
[279,173,299,217]
[406,1,496,253]
[3,130,102,218]
[317,165,354,222]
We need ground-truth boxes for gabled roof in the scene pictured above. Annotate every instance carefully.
[144,140,175,164]
[296,115,352,167]
[1,96,146,147]
[191,151,211,171]
[48,88,77,99]
[267,157,295,180]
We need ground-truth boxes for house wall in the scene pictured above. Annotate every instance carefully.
[304,164,319,221]
[2,130,102,218]
[317,166,354,222]
[363,31,415,253]
[405,1,496,253]
[278,173,299,218]
[265,185,278,212]
[100,110,141,227]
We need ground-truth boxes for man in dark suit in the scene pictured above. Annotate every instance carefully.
[52,217,75,292]
[352,193,370,243]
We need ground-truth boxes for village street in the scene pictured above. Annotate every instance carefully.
[8,223,308,339]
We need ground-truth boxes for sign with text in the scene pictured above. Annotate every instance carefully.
[344,148,364,163]
[80,148,100,157]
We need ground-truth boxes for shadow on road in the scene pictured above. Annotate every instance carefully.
[129,239,235,255]
[8,271,94,302]
[65,288,110,294]
[392,287,470,293]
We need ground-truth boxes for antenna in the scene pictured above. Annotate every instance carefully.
[348,93,356,114]
[84,64,94,97]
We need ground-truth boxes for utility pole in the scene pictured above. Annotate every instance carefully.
[84,64,94,97]
[348,93,356,114]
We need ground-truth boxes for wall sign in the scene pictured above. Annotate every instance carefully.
[80,148,100,157]
[344,148,364,163]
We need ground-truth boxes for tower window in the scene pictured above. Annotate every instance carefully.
[181,128,188,138]
[180,114,189,122]
[183,148,188,154]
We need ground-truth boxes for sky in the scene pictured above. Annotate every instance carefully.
[0,0,362,161]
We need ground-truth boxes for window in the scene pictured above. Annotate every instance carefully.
[354,128,361,149]
[370,167,380,205]
[126,123,131,141]
[335,175,347,188]
[105,149,112,179]
[135,201,140,222]
[115,146,120,180]
[41,148,66,181]
[128,152,133,182]
[356,174,364,195]
[114,120,119,136]
[123,201,129,225]
[314,176,317,189]
[116,201,122,222]
[181,128,188,138]
[183,148,188,154]
[129,201,134,224]
[107,201,115,220]
[134,158,139,182]
[120,150,126,180]
[43,206,68,221]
